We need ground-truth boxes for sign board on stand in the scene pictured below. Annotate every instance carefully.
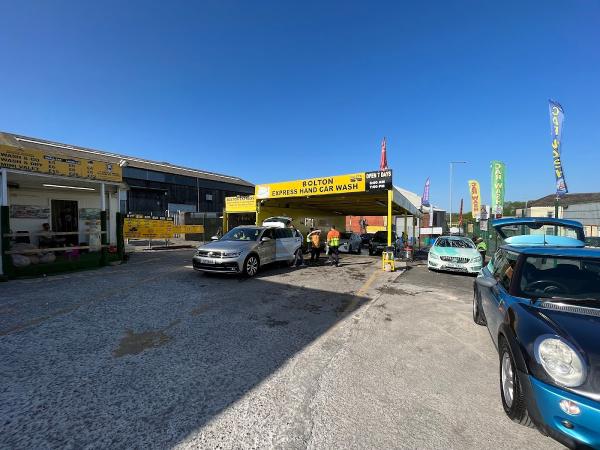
[124,216,204,238]
[419,227,443,235]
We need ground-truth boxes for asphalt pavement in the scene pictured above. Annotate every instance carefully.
[0,250,563,449]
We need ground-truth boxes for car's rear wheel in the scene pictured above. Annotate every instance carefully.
[243,254,260,277]
[499,339,534,427]
[472,290,486,325]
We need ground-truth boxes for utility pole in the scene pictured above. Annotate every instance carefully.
[449,161,467,228]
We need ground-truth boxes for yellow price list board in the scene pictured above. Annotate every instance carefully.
[0,145,122,182]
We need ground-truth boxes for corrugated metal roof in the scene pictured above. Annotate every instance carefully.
[529,193,600,207]
[395,186,444,212]
[0,131,254,187]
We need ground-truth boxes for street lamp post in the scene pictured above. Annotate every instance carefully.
[449,161,467,229]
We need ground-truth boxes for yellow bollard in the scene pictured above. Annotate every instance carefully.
[382,250,395,272]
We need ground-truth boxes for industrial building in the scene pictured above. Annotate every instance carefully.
[0,131,253,277]
[517,193,600,237]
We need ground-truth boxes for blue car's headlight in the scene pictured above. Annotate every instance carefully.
[535,336,586,387]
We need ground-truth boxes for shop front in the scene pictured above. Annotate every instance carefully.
[1,137,124,278]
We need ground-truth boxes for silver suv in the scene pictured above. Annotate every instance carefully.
[192,226,302,277]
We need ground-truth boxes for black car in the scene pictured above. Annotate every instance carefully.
[585,236,600,248]
[368,230,396,255]
[360,233,374,247]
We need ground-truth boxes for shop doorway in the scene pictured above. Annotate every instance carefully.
[51,200,79,245]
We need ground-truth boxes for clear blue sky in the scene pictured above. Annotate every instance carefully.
[1,0,599,211]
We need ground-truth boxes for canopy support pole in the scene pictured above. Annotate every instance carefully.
[387,189,393,246]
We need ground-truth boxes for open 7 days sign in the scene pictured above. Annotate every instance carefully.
[365,170,392,191]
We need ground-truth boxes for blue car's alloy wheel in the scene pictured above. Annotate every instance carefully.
[499,339,534,427]
[501,352,514,407]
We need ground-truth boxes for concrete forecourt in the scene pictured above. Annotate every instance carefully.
[0,249,560,449]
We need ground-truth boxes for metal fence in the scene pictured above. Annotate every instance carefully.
[183,212,222,242]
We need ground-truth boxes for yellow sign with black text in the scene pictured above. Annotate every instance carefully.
[225,195,256,213]
[124,217,204,238]
[0,145,122,182]
[255,173,366,199]
[175,225,205,234]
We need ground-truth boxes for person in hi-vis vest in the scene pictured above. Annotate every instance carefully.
[326,225,341,267]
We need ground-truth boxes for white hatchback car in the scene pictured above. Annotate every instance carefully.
[427,235,482,274]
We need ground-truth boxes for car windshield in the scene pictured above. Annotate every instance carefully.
[220,227,261,241]
[519,256,600,301]
[435,238,475,249]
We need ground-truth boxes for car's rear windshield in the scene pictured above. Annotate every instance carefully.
[220,227,261,241]
[499,223,583,241]
[435,238,475,249]
[519,256,600,301]
[373,231,393,241]
[341,232,353,239]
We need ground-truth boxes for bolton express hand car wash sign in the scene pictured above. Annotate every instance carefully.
[255,171,392,199]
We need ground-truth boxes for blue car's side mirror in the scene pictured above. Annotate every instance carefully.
[476,277,497,289]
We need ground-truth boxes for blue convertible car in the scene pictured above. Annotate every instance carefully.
[473,218,600,449]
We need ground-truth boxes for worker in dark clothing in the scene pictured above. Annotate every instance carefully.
[309,229,322,264]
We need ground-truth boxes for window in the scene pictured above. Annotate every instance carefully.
[435,238,475,249]
[275,228,293,239]
[519,256,600,300]
[221,227,261,241]
[492,250,519,291]
[262,229,275,240]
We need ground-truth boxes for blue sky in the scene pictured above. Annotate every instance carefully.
[1,0,599,211]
